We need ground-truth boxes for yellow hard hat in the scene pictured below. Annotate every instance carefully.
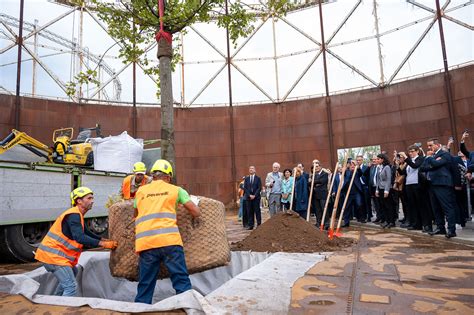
[70,186,93,206]
[133,162,147,174]
[150,159,173,177]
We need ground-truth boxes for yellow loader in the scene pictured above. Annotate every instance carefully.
[0,125,101,166]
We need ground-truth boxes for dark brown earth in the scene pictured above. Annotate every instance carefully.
[231,211,353,253]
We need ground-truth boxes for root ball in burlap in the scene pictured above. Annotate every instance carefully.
[108,197,230,281]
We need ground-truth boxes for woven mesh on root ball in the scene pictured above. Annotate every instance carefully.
[108,197,230,281]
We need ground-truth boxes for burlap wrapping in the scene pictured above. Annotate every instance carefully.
[108,196,230,281]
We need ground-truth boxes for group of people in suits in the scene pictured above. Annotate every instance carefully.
[356,131,473,238]
[238,161,331,230]
[237,131,474,238]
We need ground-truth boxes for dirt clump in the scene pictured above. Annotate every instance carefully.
[231,211,354,253]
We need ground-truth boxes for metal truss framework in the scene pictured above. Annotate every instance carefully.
[0,0,472,106]
[181,0,473,106]
[0,8,123,101]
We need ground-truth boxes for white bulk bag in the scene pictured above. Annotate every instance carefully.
[90,131,143,173]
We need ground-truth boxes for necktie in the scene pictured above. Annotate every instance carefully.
[251,175,254,185]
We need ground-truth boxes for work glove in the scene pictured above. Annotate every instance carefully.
[100,240,118,250]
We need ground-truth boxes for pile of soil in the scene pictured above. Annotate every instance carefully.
[231,211,354,253]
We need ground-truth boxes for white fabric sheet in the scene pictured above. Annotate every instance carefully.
[0,251,326,314]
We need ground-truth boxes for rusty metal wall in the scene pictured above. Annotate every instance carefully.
[1,65,473,204]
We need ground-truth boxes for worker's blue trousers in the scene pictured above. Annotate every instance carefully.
[43,264,78,296]
[135,245,192,304]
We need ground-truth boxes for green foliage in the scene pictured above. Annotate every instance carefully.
[90,0,292,99]
[337,145,381,164]
[65,69,100,98]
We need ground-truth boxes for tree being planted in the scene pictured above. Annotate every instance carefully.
[91,0,292,180]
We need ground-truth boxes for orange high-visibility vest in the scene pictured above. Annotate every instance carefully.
[122,175,149,200]
[34,207,84,267]
[135,180,182,252]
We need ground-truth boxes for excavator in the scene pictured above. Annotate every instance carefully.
[0,125,102,166]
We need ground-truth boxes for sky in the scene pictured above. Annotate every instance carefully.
[0,0,472,106]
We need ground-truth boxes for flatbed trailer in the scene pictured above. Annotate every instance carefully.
[0,160,126,262]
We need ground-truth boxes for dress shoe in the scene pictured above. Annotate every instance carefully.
[445,231,457,239]
[398,218,406,223]
[342,223,350,228]
[246,226,254,230]
[422,226,432,233]
[400,223,410,228]
[429,228,446,236]
[386,223,395,228]
[373,218,381,223]
[381,222,390,228]
[360,220,367,223]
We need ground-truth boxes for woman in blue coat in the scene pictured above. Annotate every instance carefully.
[293,167,309,219]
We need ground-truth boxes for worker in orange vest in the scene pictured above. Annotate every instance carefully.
[35,187,117,296]
[121,162,151,200]
[134,159,200,304]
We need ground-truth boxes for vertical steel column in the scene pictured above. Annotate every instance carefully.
[14,0,25,130]
[132,20,137,137]
[78,2,84,100]
[180,33,185,106]
[272,15,280,100]
[373,0,385,86]
[435,0,458,145]
[319,1,335,167]
[225,0,237,204]
[32,19,38,96]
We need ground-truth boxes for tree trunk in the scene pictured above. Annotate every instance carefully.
[157,38,176,182]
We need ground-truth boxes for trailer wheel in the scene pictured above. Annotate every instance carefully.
[85,217,108,238]
[0,222,51,263]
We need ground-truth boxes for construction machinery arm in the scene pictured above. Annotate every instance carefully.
[0,129,53,161]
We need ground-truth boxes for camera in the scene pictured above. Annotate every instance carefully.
[414,142,422,147]
[396,154,400,158]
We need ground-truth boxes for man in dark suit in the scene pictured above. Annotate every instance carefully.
[312,162,329,227]
[460,130,474,216]
[420,138,458,238]
[332,160,361,227]
[342,161,363,227]
[460,130,474,167]
[367,155,382,223]
[356,155,370,222]
[243,165,262,230]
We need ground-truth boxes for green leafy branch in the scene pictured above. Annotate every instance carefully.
[66,69,100,98]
